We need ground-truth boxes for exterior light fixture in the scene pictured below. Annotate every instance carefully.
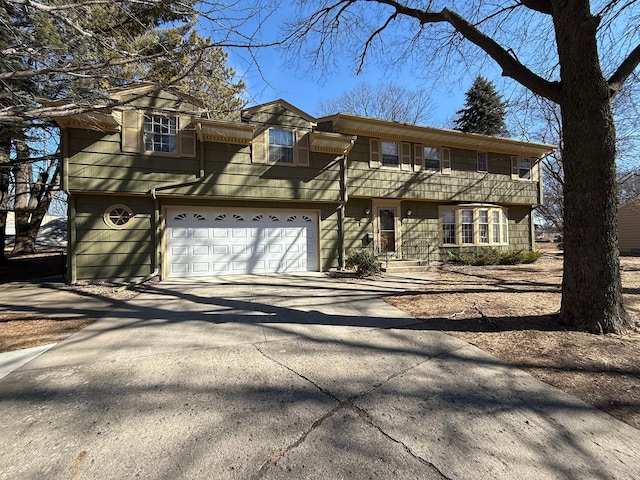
[406,209,412,216]
[364,208,371,216]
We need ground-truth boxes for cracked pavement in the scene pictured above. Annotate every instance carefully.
[1,273,639,479]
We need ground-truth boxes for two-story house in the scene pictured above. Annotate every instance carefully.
[55,86,555,282]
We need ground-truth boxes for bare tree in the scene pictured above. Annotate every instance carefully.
[318,81,434,124]
[287,0,640,334]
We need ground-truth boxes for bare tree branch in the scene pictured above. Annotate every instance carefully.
[520,0,553,15]
[609,42,640,97]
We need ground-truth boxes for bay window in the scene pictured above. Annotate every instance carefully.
[442,209,456,244]
[439,205,509,246]
[461,209,474,244]
[479,210,489,243]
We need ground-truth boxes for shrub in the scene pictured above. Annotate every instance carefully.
[345,249,381,276]
[444,247,544,266]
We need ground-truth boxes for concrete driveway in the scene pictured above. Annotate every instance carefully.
[1,273,639,479]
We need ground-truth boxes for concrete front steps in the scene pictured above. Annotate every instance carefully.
[379,259,433,273]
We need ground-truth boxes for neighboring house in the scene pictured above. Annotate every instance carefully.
[55,86,555,281]
[618,198,640,255]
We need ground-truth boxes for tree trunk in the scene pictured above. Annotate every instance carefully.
[0,127,10,264]
[12,136,37,254]
[11,132,61,255]
[553,1,632,334]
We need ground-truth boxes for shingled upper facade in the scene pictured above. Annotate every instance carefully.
[56,86,555,282]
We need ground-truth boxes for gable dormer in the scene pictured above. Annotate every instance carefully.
[241,100,316,166]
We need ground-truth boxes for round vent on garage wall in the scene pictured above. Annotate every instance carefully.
[104,204,134,229]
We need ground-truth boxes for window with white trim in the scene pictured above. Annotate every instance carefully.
[519,157,531,179]
[424,146,441,171]
[502,211,509,243]
[143,114,177,153]
[479,209,489,243]
[439,206,509,246]
[511,156,533,180]
[461,209,474,244]
[492,210,500,243]
[442,209,455,244]
[104,204,134,229]
[121,110,196,157]
[269,129,294,163]
[381,141,400,167]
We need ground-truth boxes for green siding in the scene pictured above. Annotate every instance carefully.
[73,195,155,280]
[343,198,375,252]
[244,105,313,129]
[67,129,343,202]
[346,137,539,205]
[508,205,534,251]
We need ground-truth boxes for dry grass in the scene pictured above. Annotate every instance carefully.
[0,314,96,352]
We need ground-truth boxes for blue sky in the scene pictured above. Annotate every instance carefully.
[233,46,476,126]
[219,3,506,127]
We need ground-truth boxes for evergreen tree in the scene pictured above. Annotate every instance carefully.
[453,76,508,136]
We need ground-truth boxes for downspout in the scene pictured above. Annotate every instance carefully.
[61,128,76,283]
[339,152,349,270]
[148,122,205,279]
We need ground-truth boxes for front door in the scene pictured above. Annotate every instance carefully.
[378,207,397,254]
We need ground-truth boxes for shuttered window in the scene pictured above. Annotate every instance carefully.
[252,128,309,166]
[381,141,400,167]
[269,129,294,163]
[144,114,177,153]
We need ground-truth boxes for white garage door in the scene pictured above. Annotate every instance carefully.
[166,209,318,277]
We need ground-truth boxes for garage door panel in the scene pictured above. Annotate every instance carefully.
[171,246,189,256]
[212,245,228,254]
[231,261,248,273]
[232,244,248,254]
[171,228,189,239]
[171,264,189,275]
[192,263,210,273]
[192,246,209,256]
[167,209,318,277]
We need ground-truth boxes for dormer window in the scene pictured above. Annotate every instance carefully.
[143,114,177,153]
[251,127,309,166]
[269,129,295,163]
[120,110,196,157]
